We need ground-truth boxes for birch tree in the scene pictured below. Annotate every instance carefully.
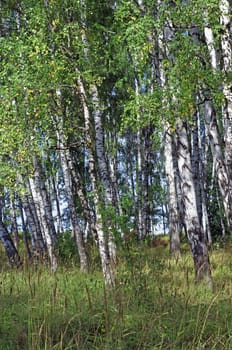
[0,194,21,267]
[53,102,89,272]
[176,120,212,285]
[219,0,232,184]
[78,75,115,286]
[29,158,57,272]
[202,10,232,235]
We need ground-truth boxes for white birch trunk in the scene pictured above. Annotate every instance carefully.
[135,77,146,240]
[50,170,64,234]
[10,196,19,249]
[91,85,117,264]
[23,187,46,257]
[176,120,212,285]
[157,18,181,254]
[79,1,117,268]
[198,114,212,244]
[143,126,154,236]
[219,0,232,201]
[164,129,181,258]
[29,159,57,272]
[68,157,99,244]
[54,110,89,272]
[108,127,123,220]
[204,101,232,233]
[203,19,232,234]
[18,196,32,260]
[191,114,202,223]
[0,195,21,267]
[78,75,115,286]
[60,148,89,271]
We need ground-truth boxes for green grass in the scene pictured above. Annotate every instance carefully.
[1,240,232,349]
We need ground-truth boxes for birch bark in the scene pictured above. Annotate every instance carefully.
[18,196,32,260]
[191,113,202,223]
[10,196,19,249]
[79,0,117,266]
[29,158,57,272]
[204,101,232,233]
[91,85,117,263]
[22,186,45,258]
[176,120,212,285]
[202,20,232,234]
[219,0,232,210]
[164,129,181,258]
[135,76,146,240]
[78,75,115,286]
[54,109,88,272]
[0,196,21,267]
[157,13,181,255]
[156,2,211,281]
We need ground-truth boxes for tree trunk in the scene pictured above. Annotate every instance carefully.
[91,85,117,264]
[49,167,64,234]
[164,128,181,259]
[219,0,232,216]
[204,13,232,235]
[191,114,202,223]
[54,109,89,272]
[107,114,123,222]
[134,76,147,240]
[22,187,46,259]
[29,158,57,272]
[78,74,115,286]
[176,120,212,286]
[60,148,89,272]
[9,196,19,249]
[204,101,232,234]
[157,19,181,256]
[0,196,21,267]
[198,114,212,244]
[18,196,32,260]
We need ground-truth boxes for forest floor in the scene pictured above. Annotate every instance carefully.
[1,237,232,349]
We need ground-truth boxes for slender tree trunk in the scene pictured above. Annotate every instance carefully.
[191,114,202,223]
[29,158,57,272]
[91,85,117,264]
[106,112,123,221]
[198,114,212,244]
[164,128,181,259]
[54,109,89,272]
[0,196,21,267]
[203,16,232,234]
[69,158,99,245]
[22,187,46,258]
[176,120,212,286]
[126,132,136,205]
[134,77,146,240]
[204,101,232,234]
[18,196,32,260]
[219,0,232,217]
[157,18,181,255]
[78,74,115,286]
[79,0,117,269]
[143,125,154,236]
[173,136,186,236]
[59,148,89,271]
[9,196,19,249]
[50,168,64,234]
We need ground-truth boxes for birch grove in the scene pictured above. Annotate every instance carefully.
[0,0,231,285]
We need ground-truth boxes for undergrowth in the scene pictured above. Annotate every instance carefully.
[1,239,232,349]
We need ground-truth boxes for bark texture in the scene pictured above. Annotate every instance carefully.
[176,120,212,286]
